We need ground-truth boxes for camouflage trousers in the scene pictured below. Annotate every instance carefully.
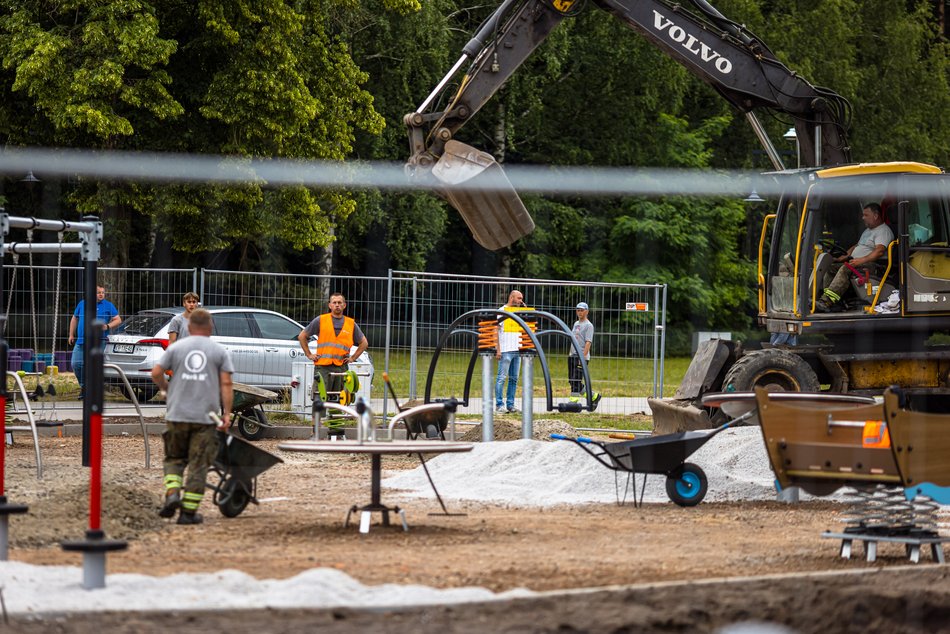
[162,422,219,513]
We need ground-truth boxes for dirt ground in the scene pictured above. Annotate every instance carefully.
[4,428,950,632]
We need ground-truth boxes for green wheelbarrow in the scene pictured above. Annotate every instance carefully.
[209,431,283,518]
[232,382,279,441]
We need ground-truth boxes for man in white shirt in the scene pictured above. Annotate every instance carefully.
[495,290,525,414]
[817,203,894,312]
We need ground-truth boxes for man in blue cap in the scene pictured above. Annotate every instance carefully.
[568,302,601,410]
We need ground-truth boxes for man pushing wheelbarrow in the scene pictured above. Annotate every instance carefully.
[151,308,234,525]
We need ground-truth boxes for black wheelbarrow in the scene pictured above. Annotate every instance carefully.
[232,382,279,441]
[383,372,449,440]
[552,415,744,507]
[207,431,284,517]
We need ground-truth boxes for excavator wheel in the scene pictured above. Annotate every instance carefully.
[722,349,819,400]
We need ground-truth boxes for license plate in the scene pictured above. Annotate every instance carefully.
[113,344,135,354]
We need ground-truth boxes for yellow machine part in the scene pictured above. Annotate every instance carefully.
[846,358,948,390]
[909,250,950,280]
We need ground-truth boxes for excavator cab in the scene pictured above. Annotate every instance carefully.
[761,163,950,340]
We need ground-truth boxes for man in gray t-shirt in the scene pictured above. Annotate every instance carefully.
[568,302,595,397]
[151,308,234,525]
[167,291,200,344]
[817,203,894,312]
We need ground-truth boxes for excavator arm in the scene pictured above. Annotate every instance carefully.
[406,0,852,249]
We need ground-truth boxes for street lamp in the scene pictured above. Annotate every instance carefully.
[783,127,799,169]
[19,171,41,217]
[743,189,765,203]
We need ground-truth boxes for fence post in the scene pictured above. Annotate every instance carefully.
[652,285,660,398]
[199,269,205,303]
[658,284,668,397]
[192,268,198,294]
[383,269,393,421]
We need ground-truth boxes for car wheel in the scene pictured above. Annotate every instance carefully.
[132,385,159,403]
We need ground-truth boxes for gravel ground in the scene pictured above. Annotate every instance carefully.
[1,425,948,632]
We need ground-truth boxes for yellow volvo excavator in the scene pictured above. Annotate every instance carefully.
[404,0,950,426]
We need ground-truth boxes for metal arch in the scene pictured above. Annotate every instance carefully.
[424,308,553,407]
[103,363,149,469]
[530,312,596,412]
[423,308,597,413]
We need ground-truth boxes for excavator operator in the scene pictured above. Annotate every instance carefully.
[816,202,894,312]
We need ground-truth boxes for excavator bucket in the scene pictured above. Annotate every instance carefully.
[648,340,733,434]
[432,140,535,250]
[648,398,711,435]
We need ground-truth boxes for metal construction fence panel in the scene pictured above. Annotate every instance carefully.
[1,265,666,418]
[1,265,198,355]
[385,271,667,417]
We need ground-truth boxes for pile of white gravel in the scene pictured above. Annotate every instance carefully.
[0,562,532,615]
[384,427,784,505]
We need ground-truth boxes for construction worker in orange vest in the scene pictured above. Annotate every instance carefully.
[297,292,369,436]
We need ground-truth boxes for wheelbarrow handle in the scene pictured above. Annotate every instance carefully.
[550,433,593,444]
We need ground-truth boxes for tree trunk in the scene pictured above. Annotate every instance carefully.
[314,226,334,300]
[99,189,130,304]
[489,99,512,279]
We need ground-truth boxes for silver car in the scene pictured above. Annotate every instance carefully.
[104,306,337,402]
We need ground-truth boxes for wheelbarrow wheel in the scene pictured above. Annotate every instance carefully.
[665,463,708,507]
[218,477,251,518]
[235,408,267,441]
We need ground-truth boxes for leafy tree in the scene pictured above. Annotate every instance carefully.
[0,0,386,267]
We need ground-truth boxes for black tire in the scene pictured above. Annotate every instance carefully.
[722,349,820,394]
[665,463,708,507]
[218,478,251,518]
[236,408,267,441]
[132,384,159,403]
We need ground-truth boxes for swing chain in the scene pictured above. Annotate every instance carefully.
[2,252,19,335]
[27,229,38,355]
[50,232,63,360]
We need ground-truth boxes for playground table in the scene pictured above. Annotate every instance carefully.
[277,440,472,533]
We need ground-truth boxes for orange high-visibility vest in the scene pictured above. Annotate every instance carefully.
[315,314,355,366]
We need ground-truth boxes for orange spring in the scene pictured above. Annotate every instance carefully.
[519,322,537,350]
[477,320,498,350]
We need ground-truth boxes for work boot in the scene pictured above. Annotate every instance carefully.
[815,298,834,313]
[177,511,204,525]
[158,489,181,518]
[590,392,602,411]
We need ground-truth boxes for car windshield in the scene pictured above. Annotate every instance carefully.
[118,313,172,336]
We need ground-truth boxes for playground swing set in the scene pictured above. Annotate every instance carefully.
[0,212,128,589]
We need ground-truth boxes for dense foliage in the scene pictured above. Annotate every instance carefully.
[0,0,948,340]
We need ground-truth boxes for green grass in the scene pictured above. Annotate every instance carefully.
[379,350,691,401]
[8,354,694,434]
